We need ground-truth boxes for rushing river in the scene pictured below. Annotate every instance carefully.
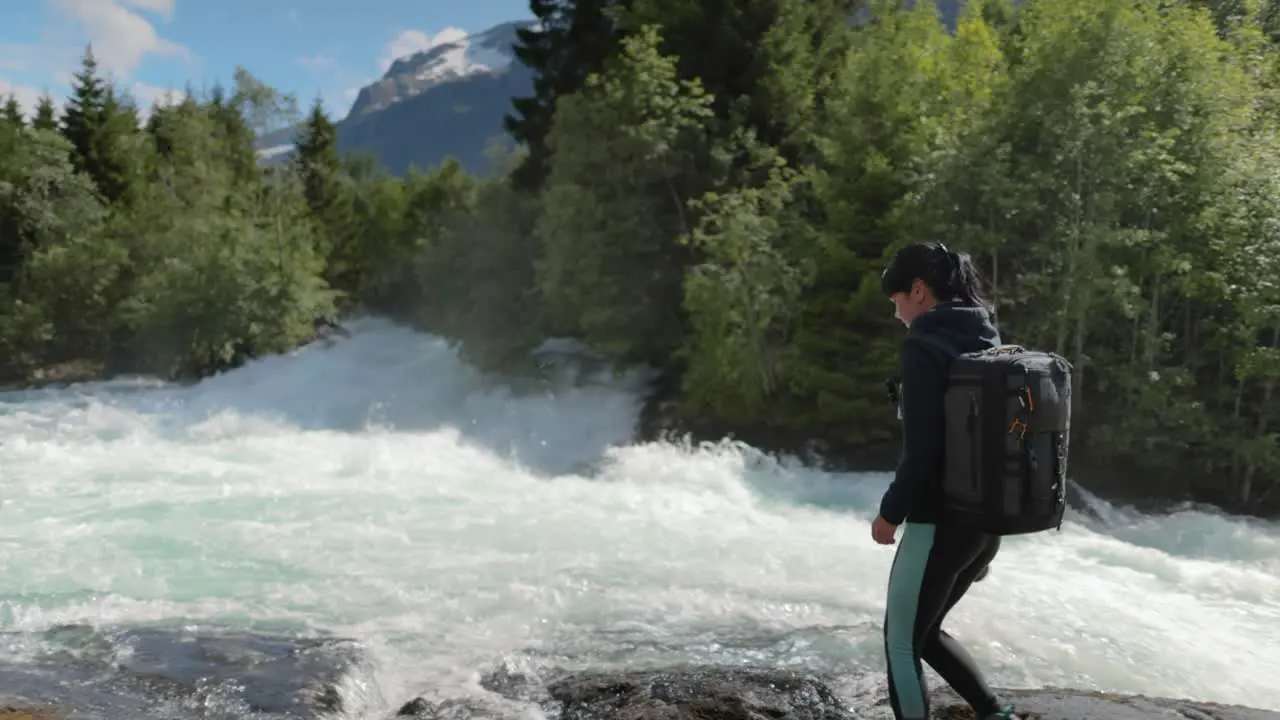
[1,317,1277,718]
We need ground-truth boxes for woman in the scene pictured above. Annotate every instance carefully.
[873,241,1017,720]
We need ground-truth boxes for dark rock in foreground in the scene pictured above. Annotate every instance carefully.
[0,697,66,719]
[932,686,1280,720]
[548,668,854,720]
[3,627,1274,720]
[0,624,363,719]
[397,666,1280,720]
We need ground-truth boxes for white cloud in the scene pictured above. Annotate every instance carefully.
[0,41,75,80]
[0,76,182,122]
[378,27,466,72]
[119,0,174,21]
[0,1,185,121]
[126,80,181,121]
[51,0,188,79]
[0,79,50,120]
[130,80,179,107]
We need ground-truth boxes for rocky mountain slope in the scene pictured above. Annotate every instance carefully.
[255,20,533,176]
[256,1,980,177]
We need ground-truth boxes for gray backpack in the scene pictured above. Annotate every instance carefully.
[909,337,1074,535]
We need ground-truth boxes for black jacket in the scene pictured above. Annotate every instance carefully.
[879,301,1001,525]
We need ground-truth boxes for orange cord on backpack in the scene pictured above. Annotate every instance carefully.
[1007,418,1029,439]
[1007,387,1034,439]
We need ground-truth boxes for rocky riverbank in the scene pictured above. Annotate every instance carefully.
[0,625,355,719]
[0,702,63,719]
[0,624,1271,720]
[394,665,1280,720]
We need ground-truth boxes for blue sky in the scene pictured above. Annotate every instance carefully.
[0,0,534,121]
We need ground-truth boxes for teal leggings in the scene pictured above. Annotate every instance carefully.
[883,521,1002,719]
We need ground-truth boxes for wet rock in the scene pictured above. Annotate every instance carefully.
[309,316,351,346]
[478,659,552,705]
[933,686,1280,720]
[0,696,70,719]
[393,691,549,719]
[396,697,433,715]
[0,624,365,719]
[394,696,496,719]
[393,665,557,720]
[399,664,1280,720]
[546,667,858,720]
[0,709,66,719]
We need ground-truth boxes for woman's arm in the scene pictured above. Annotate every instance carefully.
[878,337,948,525]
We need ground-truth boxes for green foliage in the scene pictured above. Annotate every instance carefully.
[0,64,339,380]
[415,176,543,370]
[622,0,856,168]
[31,95,57,131]
[769,0,1004,446]
[933,0,1276,507]
[505,0,626,190]
[7,0,1280,514]
[679,133,813,422]
[1,95,22,126]
[294,96,358,299]
[0,125,111,369]
[534,23,713,364]
[59,46,144,207]
[505,0,1280,511]
[113,105,334,378]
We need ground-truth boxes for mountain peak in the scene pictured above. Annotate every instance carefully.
[348,20,533,119]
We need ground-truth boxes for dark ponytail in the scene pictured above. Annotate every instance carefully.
[880,241,991,312]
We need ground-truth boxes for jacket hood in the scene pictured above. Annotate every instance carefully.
[907,300,1002,353]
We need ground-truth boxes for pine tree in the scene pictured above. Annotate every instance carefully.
[60,45,109,161]
[144,93,200,160]
[624,0,858,168]
[32,94,57,131]
[294,97,356,296]
[504,0,628,190]
[295,96,342,215]
[1,95,22,126]
[59,45,139,205]
[534,24,713,363]
[208,82,259,185]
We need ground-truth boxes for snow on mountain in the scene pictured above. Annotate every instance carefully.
[346,20,530,119]
[253,20,531,169]
[256,143,294,160]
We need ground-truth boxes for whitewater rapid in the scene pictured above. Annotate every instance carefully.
[0,317,1277,718]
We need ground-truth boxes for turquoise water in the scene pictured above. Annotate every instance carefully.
[1,317,1277,717]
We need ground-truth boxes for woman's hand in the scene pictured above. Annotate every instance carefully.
[872,515,898,545]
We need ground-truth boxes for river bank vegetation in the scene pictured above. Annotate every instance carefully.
[2,0,1278,514]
